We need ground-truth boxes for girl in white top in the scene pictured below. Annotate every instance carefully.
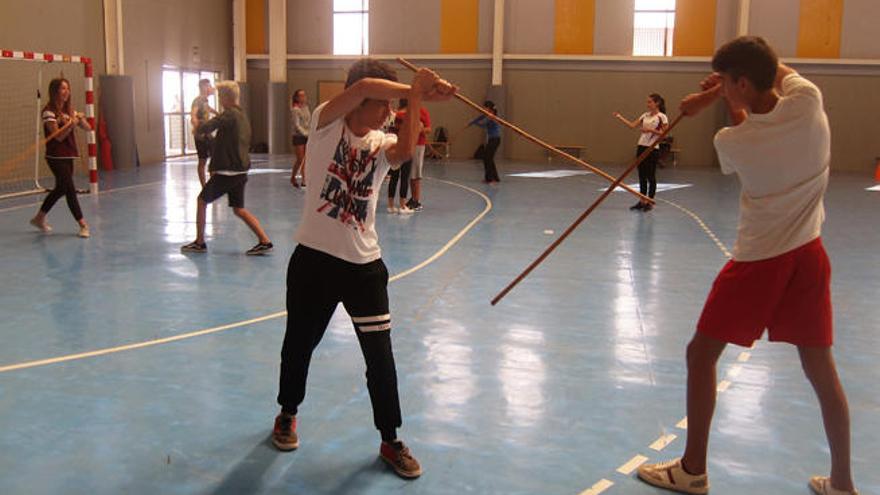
[613,93,669,211]
[290,89,311,188]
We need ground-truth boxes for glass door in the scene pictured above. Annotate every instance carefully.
[163,69,219,157]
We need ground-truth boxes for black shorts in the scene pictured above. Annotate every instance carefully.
[292,135,308,146]
[198,174,247,208]
[195,138,213,160]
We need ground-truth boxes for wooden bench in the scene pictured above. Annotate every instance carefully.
[546,145,587,164]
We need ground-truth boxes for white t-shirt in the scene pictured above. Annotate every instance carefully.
[294,103,399,264]
[637,112,669,148]
[714,73,830,262]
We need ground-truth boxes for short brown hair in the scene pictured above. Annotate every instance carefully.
[344,59,397,89]
[712,36,778,91]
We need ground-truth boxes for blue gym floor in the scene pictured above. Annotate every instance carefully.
[0,155,877,495]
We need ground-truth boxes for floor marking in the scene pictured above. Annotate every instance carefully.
[658,198,733,259]
[717,380,732,392]
[676,417,688,430]
[0,180,164,214]
[577,479,614,495]
[727,364,743,379]
[508,170,591,179]
[737,352,751,362]
[649,433,678,451]
[0,177,491,374]
[617,455,649,475]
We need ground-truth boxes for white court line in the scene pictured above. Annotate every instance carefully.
[577,479,614,495]
[649,433,677,451]
[0,177,492,374]
[0,180,164,214]
[616,455,649,475]
[727,364,743,379]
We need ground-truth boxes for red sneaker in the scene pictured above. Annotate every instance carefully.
[271,413,299,451]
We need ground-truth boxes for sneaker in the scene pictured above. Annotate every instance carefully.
[637,458,709,494]
[29,218,52,233]
[398,206,414,215]
[271,413,299,451]
[181,241,207,253]
[78,225,90,238]
[387,206,399,214]
[809,476,859,495]
[409,200,423,212]
[380,440,422,479]
[643,203,655,211]
[246,242,273,255]
[629,202,645,211]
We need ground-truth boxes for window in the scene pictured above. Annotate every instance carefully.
[633,0,675,56]
[333,0,369,55]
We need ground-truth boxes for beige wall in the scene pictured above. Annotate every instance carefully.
[123,0,232,165]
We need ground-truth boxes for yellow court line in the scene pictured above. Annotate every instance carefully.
[0,177,492,374]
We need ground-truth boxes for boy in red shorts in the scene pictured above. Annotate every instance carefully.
[637,37,858,495]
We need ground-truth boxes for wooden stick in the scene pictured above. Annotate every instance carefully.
[1,118,78,174]
[490,113,685,306]
[396,57,654,204]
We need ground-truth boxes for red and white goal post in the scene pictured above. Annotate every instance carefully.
[0,49,98,199]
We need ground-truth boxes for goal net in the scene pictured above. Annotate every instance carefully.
[0,50,97,200]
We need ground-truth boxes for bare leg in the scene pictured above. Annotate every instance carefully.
[194,198,208,243]
[233,207,270,243]
[291,145,305,186]
[198,159,207,188]
[410,178,421,203]
[798,346,855,493]
[680,332,727,475]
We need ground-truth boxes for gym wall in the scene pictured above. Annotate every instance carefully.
[246,0,880,172]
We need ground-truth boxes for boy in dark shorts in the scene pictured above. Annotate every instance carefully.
[181,81,273,256]
[637,36,858,495]
[270,59,455,479]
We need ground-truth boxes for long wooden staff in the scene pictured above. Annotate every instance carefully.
[491,113,685,306]
[1,117,78,176]
[397,57,653,204]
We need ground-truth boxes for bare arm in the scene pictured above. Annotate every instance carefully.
[316,78,413,130]
[386,69,456,164]
[45,113,77,142]
[612,112,642,129]
[72,111,92,131]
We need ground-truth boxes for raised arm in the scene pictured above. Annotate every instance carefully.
[612,112,641,129]
[386,69,456,164]
[316,78,412,130]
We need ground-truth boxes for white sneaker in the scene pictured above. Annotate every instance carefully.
[398,206,414,215]
[78,225,90,238]
[387,206,399,214]
[810,476,859,495]
[30,218,52,233]
[637,458,709,494]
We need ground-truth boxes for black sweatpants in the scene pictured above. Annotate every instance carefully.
[636,145,659,199]
[483,137,501,182]
[278,245,402,439]
[387,160,411,200]
[40,158,83,221]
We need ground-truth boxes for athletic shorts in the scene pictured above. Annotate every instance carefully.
[697,237,832,347]
[195,138,213,160]
[292,135,308,146]
[198,173,247,208]
[411,145,425,179]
